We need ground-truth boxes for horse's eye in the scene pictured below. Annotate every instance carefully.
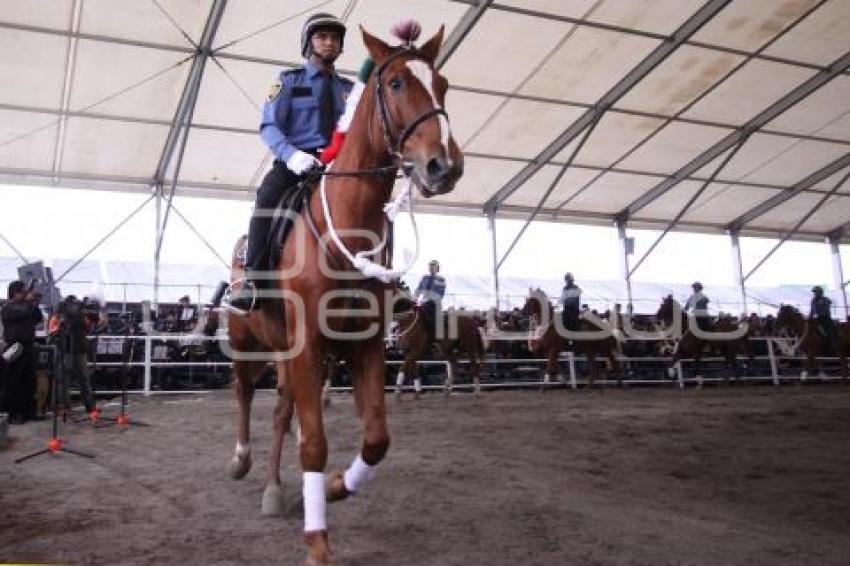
[388,77,402,91]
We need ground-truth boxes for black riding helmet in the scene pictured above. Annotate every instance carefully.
[301,12,346,58]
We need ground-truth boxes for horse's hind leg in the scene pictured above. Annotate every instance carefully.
[229,359,265,480]
[327,339,390,505]
[262,361,295,517]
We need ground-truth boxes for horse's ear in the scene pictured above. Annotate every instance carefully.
[361,26,393,62]
[419,25,444,63]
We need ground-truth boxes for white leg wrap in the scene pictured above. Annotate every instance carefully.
[414,378,422,393]
[303,472,327,532]
[396,371,405,387]
[235,441,251,457]
[343,453,376,494]
[543,373,550,384]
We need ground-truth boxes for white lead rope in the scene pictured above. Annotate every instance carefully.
[319,169,420,283]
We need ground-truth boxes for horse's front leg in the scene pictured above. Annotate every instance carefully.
[327,338,390,503]
[289,350,332,564]
[587,351,597,388]
[262,361,295,517]
[542,348,559,391]
[228,359,264,480]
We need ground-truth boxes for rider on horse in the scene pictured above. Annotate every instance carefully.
[415,259,446,342]
[228,13,353,310]
[810,286,836,346]
[560,272,581,332]
[684,281,711,331]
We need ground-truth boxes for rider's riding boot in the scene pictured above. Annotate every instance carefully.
[209,281,228,308]
[227,271,259,312]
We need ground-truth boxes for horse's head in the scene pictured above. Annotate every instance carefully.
[775,304,803,334]
[521,288,551,323]
[361,26,463,197]
[656,294,679,327]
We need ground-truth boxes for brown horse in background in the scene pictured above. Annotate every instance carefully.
[521,289,621,388]
[393,306,485,396]
[774,304,848,380]
[224,27,463,564]
[655,295,749,385]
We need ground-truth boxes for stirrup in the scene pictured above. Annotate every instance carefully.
[223,278,257,315]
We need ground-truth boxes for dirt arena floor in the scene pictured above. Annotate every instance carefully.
[2,384,849,565]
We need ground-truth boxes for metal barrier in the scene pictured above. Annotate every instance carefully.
[75,334,846,396]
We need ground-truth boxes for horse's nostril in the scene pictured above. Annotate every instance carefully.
[426,157,448,180]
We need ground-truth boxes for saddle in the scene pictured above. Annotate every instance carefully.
[236,179,313,276]
[268,180,311,271]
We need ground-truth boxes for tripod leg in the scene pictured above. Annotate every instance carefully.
[14,449,50,464]
[62,446,95,459]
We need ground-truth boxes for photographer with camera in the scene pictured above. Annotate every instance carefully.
[50,295,99,417]
[1,280,44,424]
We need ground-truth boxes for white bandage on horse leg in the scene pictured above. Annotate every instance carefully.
[396,371,405,387]
[343,453,376,494]
[414,378,422,393]
[303,472,327,532]
[235,441,251,457]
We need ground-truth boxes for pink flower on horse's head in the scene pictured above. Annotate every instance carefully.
[391,19,422,46]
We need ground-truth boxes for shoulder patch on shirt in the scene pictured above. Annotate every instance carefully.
[267,80,282,101]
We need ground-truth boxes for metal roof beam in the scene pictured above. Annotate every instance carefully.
[619,50,850,221]
[153,0,227,185]
[449,0,846,75]
[0,21,195,54]
[726,154,850,232]
[828,220,850,242]
[482,0,732,214]
[743,168,850,282]
[436,0,492,69]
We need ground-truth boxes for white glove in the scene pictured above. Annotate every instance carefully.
[286,150,321,175]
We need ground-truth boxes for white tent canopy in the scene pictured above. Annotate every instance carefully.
[1,0,849,243]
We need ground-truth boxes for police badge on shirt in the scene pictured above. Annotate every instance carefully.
[267,80,282,101]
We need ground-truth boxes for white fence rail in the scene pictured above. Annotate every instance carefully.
[74,334,846,396]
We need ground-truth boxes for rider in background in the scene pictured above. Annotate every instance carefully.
[809,286,836,345]
[229,13,353,311]
[684,281,711,331]
[415,260,446,342]
[560,273,581,332]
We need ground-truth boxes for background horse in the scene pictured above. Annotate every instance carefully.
[521,289,621,388]
[225,26,463,564]
[393,306,485,396]
[655,295,749,385]
[774,304,848,380]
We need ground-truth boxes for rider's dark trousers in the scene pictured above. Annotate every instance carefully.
[245,160,302,273]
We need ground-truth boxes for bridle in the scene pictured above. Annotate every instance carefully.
[299,47,450,282]
[373,47,449,162]
[313,47,448,180]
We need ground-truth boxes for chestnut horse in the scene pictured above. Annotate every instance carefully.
[393,306,485,396]
[225,27,463,564]
[774,304,848,380]
[521,289,621,387]
[656,296,749,385]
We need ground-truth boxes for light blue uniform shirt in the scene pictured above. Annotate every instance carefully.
[260,61,353,162]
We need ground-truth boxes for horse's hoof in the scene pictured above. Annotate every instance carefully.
[326,470,350,503]
[228,453,252,480]
[261,483,284,517]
